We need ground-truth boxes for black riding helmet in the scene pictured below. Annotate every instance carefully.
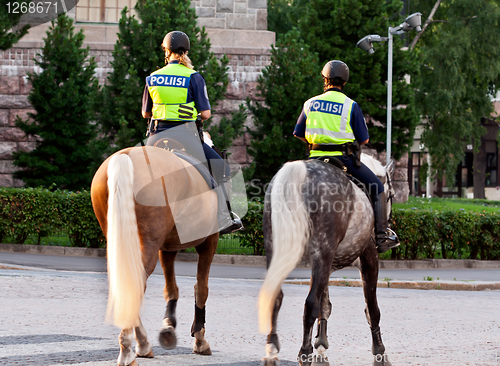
[163,31,190,54]
[321,60,349,84]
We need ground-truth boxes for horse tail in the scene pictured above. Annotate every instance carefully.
[106,154,146,329]
[258,160,310,334]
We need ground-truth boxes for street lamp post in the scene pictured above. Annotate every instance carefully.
[356,12,422,165]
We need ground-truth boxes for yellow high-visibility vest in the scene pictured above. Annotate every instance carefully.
[146,63,197,121]
[304,90,355,157]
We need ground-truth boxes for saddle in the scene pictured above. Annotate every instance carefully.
[152,137,217,189]
[314,156,371,202]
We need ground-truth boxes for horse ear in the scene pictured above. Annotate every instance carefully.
[385,158,395,177]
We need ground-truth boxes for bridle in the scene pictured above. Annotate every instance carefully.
[379,170,395,221]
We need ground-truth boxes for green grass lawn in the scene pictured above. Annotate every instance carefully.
[393,196,500,213]
[4,233,254,254]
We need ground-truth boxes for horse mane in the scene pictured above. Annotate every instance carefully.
[360,153,386,177]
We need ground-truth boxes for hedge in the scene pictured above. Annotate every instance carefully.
[227,201,500,260]
[1,187,499,259]
[0,187,105,248]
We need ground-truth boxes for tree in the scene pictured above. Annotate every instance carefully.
[13,14,99,190]
[246,29,322,187]
[412,0,500,191]
[267,0,306,37]
[100,0,232,149]
[0,0,30,50]
[297,0,421,160]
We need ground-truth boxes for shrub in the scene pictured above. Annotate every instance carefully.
[0,188,104,248]
[233,200,500,260]
[235,197,265,255]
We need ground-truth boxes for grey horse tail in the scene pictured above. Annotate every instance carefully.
[258,160,311,334]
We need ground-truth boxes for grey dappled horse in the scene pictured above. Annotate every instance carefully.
[258,154,395,366]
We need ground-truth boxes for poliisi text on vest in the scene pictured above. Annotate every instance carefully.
[147,75,188,88]
[310,100,343,116]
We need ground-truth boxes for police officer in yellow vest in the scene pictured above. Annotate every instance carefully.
[142,31,243,235]
[294,60,399,253]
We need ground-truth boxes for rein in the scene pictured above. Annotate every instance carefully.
[385,171,395,221]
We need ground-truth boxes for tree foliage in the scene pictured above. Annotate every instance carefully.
[251,0,421,186]
[12,14,99,190]
[0,0,30,50]
[246,29,322,185]
[100,0,231,149]
[412,0,500,184]
[267,0,305,36]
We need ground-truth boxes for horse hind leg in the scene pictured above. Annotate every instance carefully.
[117,329,137,366]
[158,250,179,350]
[262,289,283,366]
[359,244,392,366]
[134,320,154,358]
[299,254,333,366]
[192,234,218,355]
[312,287,331,365]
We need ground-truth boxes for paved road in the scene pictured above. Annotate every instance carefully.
[0,268,499,366]
[1,251,500,282]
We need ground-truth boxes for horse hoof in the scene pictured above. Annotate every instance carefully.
[136,350,154,358]
[193,346,212,355]
[373,354,392,366]
[159,327,177,350]
[126,361,138,366]
[262,356,279,366]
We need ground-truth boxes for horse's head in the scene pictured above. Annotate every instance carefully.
[383,158,396,216]
[360,154,395,219]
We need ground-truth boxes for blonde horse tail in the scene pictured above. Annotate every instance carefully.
[258,160,310,334]
[106,154,146,329]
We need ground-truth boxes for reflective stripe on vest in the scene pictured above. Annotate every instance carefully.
[146,64,198,121]
[304,91,355,157]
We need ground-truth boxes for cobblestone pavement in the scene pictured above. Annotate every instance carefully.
[0,268,499,366]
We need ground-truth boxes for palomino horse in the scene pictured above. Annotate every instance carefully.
[91,145,221,366]
[258,154,395,366]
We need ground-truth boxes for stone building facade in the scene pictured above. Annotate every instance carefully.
[0,0,410,202]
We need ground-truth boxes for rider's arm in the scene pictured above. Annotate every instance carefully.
[350,102,369,144]
[190,73,211,122]
[200,110,211,121]
[293,109,308,143]
[141,85,152,118]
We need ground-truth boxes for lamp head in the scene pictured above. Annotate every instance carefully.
[356,35,375,54]
[405,12,422,32]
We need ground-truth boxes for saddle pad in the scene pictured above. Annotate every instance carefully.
[172,151,217,189]
[312,158,372,204]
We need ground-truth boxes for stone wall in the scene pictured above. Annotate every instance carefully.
[193,0,267,30]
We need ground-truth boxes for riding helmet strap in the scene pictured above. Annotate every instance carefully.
[191,304,206,336]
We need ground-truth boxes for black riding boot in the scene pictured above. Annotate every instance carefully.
[217,183,243,235]
[373,192,399,253]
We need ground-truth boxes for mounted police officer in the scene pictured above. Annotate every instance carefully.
[293,60,399,253]
[142,30,242,235]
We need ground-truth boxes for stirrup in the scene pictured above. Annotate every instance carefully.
[219,212,244,235]
[376,228,400,253]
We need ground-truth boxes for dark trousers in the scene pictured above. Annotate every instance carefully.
[310,154,384,196]
[146,125,230,184]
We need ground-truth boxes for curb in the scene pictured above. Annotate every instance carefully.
[1,243,500,269]
[285,278,500,291]
[0,243,107,257]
